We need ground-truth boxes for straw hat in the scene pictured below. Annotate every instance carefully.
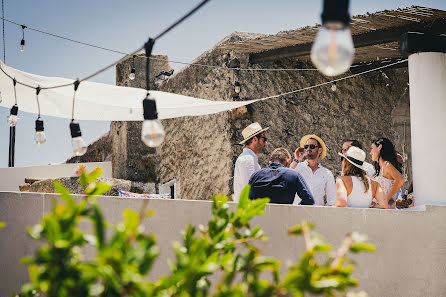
[239,122,269,144]
[300,134,327,160]
[338,146,368,171]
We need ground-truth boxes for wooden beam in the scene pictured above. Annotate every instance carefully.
[349,59,408,74]
[249,18,446,64]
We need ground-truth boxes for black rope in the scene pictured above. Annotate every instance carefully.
[71,79,80,120]
[35,86,41,116]
[2,0,5,62]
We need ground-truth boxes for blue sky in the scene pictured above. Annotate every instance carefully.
[0,0,445,168]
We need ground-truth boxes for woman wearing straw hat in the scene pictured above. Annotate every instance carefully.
[335,146,388,208]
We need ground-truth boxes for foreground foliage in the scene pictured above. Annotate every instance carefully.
[18,167,374,297]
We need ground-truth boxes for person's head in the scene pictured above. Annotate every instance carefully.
[370,138,402,172]
[339,146,370,192]
[239,122,269,154]
[300,134,327,161]
[341,139,362,154]
[270,148,291,166]
[305,138,323,161]
[245,132,267,154]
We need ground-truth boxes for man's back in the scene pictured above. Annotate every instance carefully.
[249,162,314,205]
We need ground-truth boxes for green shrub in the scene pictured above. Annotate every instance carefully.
[17,167,374,297]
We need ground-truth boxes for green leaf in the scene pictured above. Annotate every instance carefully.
[349,243,376,253]
[27,224,43,240]
[86,182,112,196]
[86,167,103,184]
[0,222,5,228]
[314,244,332,253]
[92,203,105,248]
[238,184,251,209]
[123,209,140,231]
[53,181,75,208]
[288,225,303,235]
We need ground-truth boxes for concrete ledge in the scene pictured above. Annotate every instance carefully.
[1,191,445,296]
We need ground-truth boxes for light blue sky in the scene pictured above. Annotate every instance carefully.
[0,0,445,168]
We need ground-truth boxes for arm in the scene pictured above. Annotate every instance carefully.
[371,179,388,209]
[383,162,405,201]
[295,173,314,205]
[335,177,347,207]
[289,148,305,169]
[325,171,337,206]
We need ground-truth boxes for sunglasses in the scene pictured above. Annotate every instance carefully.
[304,144,318,150]
[341,146,351,152]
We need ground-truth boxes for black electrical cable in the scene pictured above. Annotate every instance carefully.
[35,86,41,116]
[2,0,5,62]
[0,0,212,90]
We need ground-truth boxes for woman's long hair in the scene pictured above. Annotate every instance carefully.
[373,138,402,174]
[342,160,370,193]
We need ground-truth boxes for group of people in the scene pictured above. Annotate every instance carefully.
[233,122,407,209]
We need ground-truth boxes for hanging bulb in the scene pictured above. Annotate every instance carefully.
[129,68,136,80]
[141,94,165,147]
[234,81,241,94]
[34,118,46,145]
[331,81,337,92]
[311,0,354,77]
[8,105,19,127]
[311,24,354,76]
[70,120,87,156]
[20,39,25,52]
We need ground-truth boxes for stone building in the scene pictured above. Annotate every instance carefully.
[70,6,446,200]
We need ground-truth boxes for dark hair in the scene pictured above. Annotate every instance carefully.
[344,139,362,149]
[372,138,402,173]
[270,148,291,164]
[309,138,321,147]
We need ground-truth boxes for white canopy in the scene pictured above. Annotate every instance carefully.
[0,61,259,121]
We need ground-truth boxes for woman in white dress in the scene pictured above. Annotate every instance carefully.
[370,138,405,209]
[335,147,387,208]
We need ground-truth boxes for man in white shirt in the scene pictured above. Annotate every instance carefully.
[290,134,336,206]
[340,139,376,177]
[233,122,269,202]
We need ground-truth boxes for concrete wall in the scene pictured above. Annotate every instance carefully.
[0,191,444,297]
[0,162,112,191]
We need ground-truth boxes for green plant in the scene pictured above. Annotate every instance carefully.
[18,168,374,297]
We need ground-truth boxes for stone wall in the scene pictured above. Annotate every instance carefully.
[113,32,412,200]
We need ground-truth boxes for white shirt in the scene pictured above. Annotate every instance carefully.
[233,148,261,202]
[363,161,376,177]
[294,161,336,206]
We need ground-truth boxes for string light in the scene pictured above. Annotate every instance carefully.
[69,80,87,156]
[141,38,165,147]
[33,87,46,145]
[331,81,337,91]
[7,78,19,127]
[20,25,26,52]
[232,81,241,100]
[311,0,354,76]
[129,55,136,80]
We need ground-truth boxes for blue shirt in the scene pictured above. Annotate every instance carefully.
[248,162,315,205]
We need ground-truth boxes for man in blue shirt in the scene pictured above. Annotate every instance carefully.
[249,148,314,205]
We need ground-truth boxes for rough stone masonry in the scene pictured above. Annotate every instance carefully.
[71,32,412,201]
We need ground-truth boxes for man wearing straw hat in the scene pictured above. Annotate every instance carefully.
[233,122,269,202]
[290,134,336,206]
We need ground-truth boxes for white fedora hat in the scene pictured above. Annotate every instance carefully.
[338,146,368,171]
[239,122,269,144]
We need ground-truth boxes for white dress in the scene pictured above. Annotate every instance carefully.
[346,176,373,208]
[374,175,396,209]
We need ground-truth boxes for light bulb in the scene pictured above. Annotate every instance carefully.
[35,131,46,145]
[72,136,87,156]
[20,39,25,52]
[8,105,19,127]
[141,119,165,147]
[8,114,18,127]
[35,118,46,145]
[234,82,241,94]
[331,82,337,92]
[70,120,87,156]
[311,24,354,77]
[129,68,136,80]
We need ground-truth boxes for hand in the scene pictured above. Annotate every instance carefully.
[294,147,306,162]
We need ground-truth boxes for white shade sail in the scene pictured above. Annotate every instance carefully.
[0,61,258,121]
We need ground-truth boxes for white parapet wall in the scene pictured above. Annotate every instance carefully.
[0,192,445,297]
[0,162,112,192]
